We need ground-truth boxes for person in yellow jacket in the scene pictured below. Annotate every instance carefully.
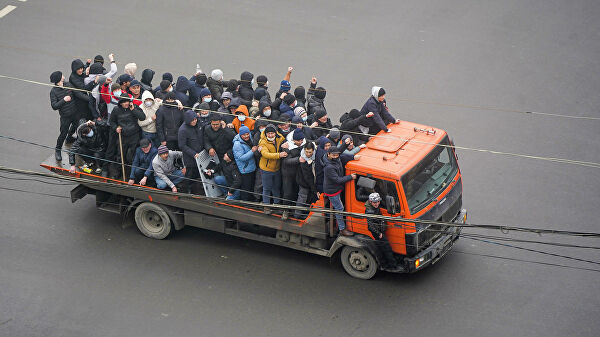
[258,124,289,211]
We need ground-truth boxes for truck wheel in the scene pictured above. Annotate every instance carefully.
[134,202,172,239]
[340,246,378,280]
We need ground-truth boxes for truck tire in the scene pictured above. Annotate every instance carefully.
[134,202,172,239]
[340,246,378,280]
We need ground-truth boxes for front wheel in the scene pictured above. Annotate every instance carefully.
[134,202,172,239]
[340,246,378,280]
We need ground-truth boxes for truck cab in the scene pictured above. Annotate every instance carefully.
[341,121,466,274]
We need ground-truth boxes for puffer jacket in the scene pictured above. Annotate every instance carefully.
[365,200,386,239]
[50,83,77,118]
[231,105,255,133]
[69,122,105,164]
[258,126,285,172]
[232,133,257,174]
[138,91,159,133]
[203,124,236,159]
[178,110,204,167]
[307,96,325,116]
[359,86,395,134]
[156,101,184,143]
[109,104,145,137]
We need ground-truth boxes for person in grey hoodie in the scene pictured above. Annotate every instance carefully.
[152,145,186,192]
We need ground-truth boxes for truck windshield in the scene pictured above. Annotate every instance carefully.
[401,136,458,214]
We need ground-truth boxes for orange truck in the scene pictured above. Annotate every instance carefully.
[41,121,466,279]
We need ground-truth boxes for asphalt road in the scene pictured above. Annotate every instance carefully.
[1,1,599,336]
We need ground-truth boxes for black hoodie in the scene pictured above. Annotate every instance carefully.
[69,59,95,117]
[141,69,155,93]
[238,71,254,109]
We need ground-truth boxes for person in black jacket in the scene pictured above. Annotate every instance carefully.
[280,128,305,220]
[188,72,207,104]
[309,108,333,140]
[178,110,204,194]
[205,150,242,200]
[69,59,97,121]
[359,86,399,134]
[365,192,397,268]
[140,69,155,93]
[156,92,184,150]
[238,71,254,109]
[322,144,357,236]
[174,76,191,107]
[294,142,318,219]
[203,114,236,161]
[68,120,105,174]
[49,71,78,161]
[340,108,371,145]
[109,93,146,167]
[306,77,326,116]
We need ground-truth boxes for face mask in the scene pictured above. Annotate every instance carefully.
[238,115,246,122]
[302,116,308,122]
[267,136,275,142]
[86,130,94,138]
[168,87,173,92]
[144,101,153,107]
[203,97,212,103]
[113,90,122,97]
[259,127,266,133]
[265,81,269,88]
[263,110,271,117]
[200,112,210,118]
[251,78,255,86]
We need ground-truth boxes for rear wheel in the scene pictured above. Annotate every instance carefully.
[134,202,172,239]
[340,246,378,280]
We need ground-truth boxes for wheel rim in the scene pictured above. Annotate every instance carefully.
[348,250,370,272]
[141,210,165,234]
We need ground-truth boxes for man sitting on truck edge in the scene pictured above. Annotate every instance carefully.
[322,146,357,236]
[365,192,397,269]
[128,138,157,186]
[152,145,186,192]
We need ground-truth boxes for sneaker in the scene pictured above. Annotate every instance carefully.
[95,168,102,174]
[264,207,272,215]
[281,210,289,221]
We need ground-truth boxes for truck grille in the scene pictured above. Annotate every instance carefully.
[415,198,461,250]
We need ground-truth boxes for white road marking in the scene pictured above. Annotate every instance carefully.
[0,5,16,18]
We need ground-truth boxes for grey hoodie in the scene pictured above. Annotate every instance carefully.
[152,150,183,188]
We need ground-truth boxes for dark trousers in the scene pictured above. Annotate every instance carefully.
[376,237,396,267]
[56,115,79,149]
[75,148,105,168]
[185,165,202,194]
[166,140,179,150]
[240,171,256,201]
[282,175,299,206]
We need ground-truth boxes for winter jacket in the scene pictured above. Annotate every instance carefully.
[130,146,158,179]
[138,91,159,133]
[340,110,369,144]
[152,150,183,188]
[188,74,207,105]
[231,105,255,133]
[69,59,96,117]
[258,126,285,172]
[50,84,77,118]
[69,122,105,164]
[309,115,333,139]
[359,87,395,134]
[238,71,254,109]
[156,102,184,143]
[296,147,318,192]
[206,77,224,101]
[109,104,145,137]
[216,159,242,194]
[279,102,294,118]
[258,99,280,121]
[315,137,331,193]
[282,146,302,180]
[306,96,326,116]
[203,124,235,160]
[84,62,117,86]
[174,76,192,107]
[140,69,155,93]
[232,133,257,174]
[178,110,204,167]
[323,156,352,195]
[365,201,386,239]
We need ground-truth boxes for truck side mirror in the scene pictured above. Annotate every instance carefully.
[385,196,396,214]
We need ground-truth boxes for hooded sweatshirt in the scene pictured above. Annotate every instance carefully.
[174,76,192,107]
[140,69,155,93]
[138,91,159,133]
[238,71,254,108]
[178,110,204,167]
[231,105,255,133]
[359,86,395,134]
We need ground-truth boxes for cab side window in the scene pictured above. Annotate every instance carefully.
[355,175,401,211]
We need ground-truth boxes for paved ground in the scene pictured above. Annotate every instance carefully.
[0,1,599,336]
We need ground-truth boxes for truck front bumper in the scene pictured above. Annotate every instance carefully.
[404,208,467,273]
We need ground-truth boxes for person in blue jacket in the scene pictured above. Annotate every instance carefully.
[232,126,258,201]
[128,138,158,186]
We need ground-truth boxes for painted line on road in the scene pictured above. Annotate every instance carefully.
[0,5,17,18]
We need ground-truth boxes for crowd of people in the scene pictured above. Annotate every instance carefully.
[49,53,400,236]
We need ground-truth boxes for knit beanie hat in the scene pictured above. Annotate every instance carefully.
[293,128,305,141]
[200,87,211,98]
[294,86,305,100]
[160,80,171,91]
[239,125,250,136]
[94,55,104,65]
[162,72,173,83]
[280,80,291,92]
[117,74,133,84]
[293,106,306,116]
[157,145,169,154]
[210,69,223,81]
[329,128,341,140]
[130,79,141,87]
[378,87,386,97]
[89,63,104,75]
[264,124,277,134]
[315,109,327,120]
[164,91,176,101]
[50,71,62,84]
